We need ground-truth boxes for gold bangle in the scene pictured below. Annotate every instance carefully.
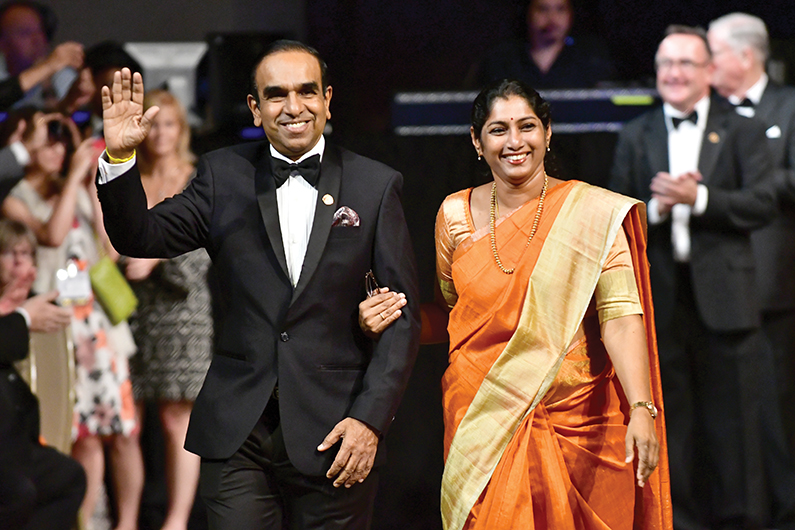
[630,401,658,419]
[106,148,135,164]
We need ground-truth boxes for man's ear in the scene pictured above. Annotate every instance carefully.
[247,94,262,127]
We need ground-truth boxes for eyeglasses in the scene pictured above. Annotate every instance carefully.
[0,248,35,261]
[365,270,380,298]
[655,58,709,73]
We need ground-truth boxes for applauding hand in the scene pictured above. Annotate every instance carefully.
[101,67,159,160]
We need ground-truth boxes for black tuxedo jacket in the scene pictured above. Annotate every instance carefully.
[750,82,795,312]
[97,140,421,476]
[609,95,777,332]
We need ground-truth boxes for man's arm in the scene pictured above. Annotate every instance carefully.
[318,171,421,487]
[697,116,777,231]
[96,68,209,258]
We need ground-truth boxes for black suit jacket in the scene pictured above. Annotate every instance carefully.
[750,82,795,312]
[609,95,777,332]
[97,140,421,476]
[0,313,40,460]
[0,144,25,203]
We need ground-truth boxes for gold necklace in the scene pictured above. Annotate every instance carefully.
[489,173,548,275]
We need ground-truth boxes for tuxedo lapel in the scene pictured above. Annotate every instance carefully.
[255,148,290,280]
[291,144,342,305]
[755,84,777,124]
[643,109,669,176]
[699,100,727,184]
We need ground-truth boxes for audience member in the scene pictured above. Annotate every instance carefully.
[466,0,614,89]
[0,1,85,110]
[0,109,143,530]
[609,25,777,529]
[125,89,211,530]
[0,217,84,530]
[707,13,795,527]
[0,110,58,198]
[83,41,142,136]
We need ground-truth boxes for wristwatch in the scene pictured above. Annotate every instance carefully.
[630,401,658,419]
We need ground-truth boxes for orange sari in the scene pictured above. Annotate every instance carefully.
[436,181,671,530]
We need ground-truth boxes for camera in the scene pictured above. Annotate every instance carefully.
[47,120,69,144]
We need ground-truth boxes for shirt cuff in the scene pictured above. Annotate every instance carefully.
[97,152,136,184]
[647,197,669,225]
[9,141,30,167]
[15,306,31,328]
[692,184,709,216]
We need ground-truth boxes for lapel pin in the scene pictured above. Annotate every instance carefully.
[708,132,720,144]
[322,194,334,206]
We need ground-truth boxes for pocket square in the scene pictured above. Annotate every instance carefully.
[766,125,782,139]
[332,206,360,227]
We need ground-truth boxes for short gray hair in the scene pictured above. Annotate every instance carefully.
[709,12,769,64]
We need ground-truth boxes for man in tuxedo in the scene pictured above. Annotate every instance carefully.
[708,11,795,496]
[608,26,777,530]
[0,218,83,530]
[95,40,420,530]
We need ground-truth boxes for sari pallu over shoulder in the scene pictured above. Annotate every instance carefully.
[440,182,671,530]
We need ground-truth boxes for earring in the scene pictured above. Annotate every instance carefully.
[477,153,482,160]
[546,146,550,152]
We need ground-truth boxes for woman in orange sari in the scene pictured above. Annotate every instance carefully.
[362,79,672,529]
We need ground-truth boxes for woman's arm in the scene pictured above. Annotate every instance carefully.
[358,284,450,344]
[601,313,659,487]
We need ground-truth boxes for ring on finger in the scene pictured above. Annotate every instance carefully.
[379,311,387,320]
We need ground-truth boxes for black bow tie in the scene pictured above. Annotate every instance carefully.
[734,97,754,108]
[671,111,698,129]
[271,154,321,188]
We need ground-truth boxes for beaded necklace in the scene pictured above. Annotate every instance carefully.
[489,173,548,274]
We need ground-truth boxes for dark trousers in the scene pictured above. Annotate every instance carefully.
[759,310,795,528]
[0,444,86,530]
[199,399,379,530]
[657,265,762,530]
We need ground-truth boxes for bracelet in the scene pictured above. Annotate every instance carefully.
[106,148,135,164]
[630,401,658,419]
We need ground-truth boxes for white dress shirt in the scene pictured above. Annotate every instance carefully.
[97,136,326,287]
[647,96,710,262]
[271,137,324,286]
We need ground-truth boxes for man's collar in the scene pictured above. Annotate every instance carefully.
[269,135,326,164]
[664,95,710,129]
[728,73,768,106]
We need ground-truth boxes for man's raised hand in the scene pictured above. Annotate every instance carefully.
[101,68,159,160]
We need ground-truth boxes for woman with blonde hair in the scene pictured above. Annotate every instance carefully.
[124,89,212,530]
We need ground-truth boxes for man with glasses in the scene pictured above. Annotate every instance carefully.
[609,25,777,530]
[94,40,420,529]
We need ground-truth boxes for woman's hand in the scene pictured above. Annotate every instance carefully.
[625,407,659,487]
[125,257,160,281]
[0,265,36,314]
[358,287,406,339]
[68,137,103,184]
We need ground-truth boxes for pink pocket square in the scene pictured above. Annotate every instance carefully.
[332,206,360,227]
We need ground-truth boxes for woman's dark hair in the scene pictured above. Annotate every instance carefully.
[470,79,551,141]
